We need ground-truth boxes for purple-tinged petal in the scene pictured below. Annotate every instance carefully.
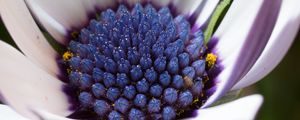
[203,0,281,107]
[186,95,263,120]
[151,0,172,7]
[233,0,300,90]
[32,110,75,120]
[0,105,29,120]
[192,0,219,30]
[171,0,203,16]
[0,41,72,119]
[0,0,60,77]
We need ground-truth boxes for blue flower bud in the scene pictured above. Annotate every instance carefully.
[92,83,106,98]
[159,71,171,86]
[162,106,176,120]
[92,68,103,82]
[130,65,143,81]
[134,94,147,108]
[150,84,163,97]
[69,56,81,70]
[80,59,94,73]
[136,78,149,93]
[106,87,121,101]
[114,97,130,114]
[94,54,106,69]
[108,111,123,120]
[129,108,145,120]
[103,72,116,88]
[147,98,161,113]
[127,47,140,65]
[123,85,136,100]
[139,54,152,70]
[104,58,117,73]
[79,74,93,90]
[145,67,157,83]
[116,73,129,87]
[69,71,80,86]
[178,52,190,68]
[172,75,184,89]
[154,56,166,73]
[78,92,93,108]
[167,57,179,74]
[178,90,193,107]
[117,58,130,73]
[94,100,111,116]
[163,88,178,104]
[192,60,206,76]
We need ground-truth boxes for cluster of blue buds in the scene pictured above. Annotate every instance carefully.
[64,3,210,120]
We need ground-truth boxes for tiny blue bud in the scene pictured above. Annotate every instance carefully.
[154,56,166,73]
[130,65,143,81]
[150,84,163,97]
[114,97,130,114]
[182,67,196,81]
[159,71,171,86]
[79,28,91,44]
[145,67,158,83]
[101,9,116,24]
[172,75,184,89]
[103,72,116,88]
[92,83,106,98]
[80,59,94,73]
[178,90,193,107]
[139,54,152,70]
[79,74,93,90]
[123,85,136,100]
[106,87,121,101]
[104,58,117,73]
[127,47,140,65]
[178,52,190,68]
[94,54,106,69]
[147,98,161,113]
[116,73,129,87]
[94,100,111,116]
[136,78,149,93]
[134,94,147,108]
[152,43,165,58]
[129,108,145,120]
[158,7,172,26]
[117,58,130,73]
[192,60,206,76]
[108,111,123,120]
[69,71,80,86]
[79,92,93,108]
[92,68,104,82]
[191,78,203,96]
[162,106,176,120]
[163,88,178,104]
[167,57,179,74]
[69,56,81,70]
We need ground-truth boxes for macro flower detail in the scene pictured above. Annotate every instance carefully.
[0,0,299,120]
[63,4,213,119]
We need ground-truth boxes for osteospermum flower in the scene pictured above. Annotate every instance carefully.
[0,0,299,120]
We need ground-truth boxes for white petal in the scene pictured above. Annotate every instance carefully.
[172,0,203,15]
[203,0,280,107]
[233,0,300,90]
[0,105,29,120]
[32,110,75,120]
[0,0,60,77]
[0,41,71,120]
[186,94,263,120]
[151,0,171,7]
[193,0,219,29]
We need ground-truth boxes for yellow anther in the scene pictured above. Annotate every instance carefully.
[63,51,73,61]
[206,53,217,68]
[193,98,199,104]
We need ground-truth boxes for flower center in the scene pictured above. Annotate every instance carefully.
[63,3,215,120]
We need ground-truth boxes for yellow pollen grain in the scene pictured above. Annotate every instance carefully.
[63,51,73,61]
[193,98,199,104]
[206,53,217,68]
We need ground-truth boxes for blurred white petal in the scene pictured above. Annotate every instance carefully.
[0,41,71,120]
[172,0,203,15]
[193,0,219,29]
[0,0,60,76]
[187,94,263,120]
[233,0,300,90]
[0,105,29,120]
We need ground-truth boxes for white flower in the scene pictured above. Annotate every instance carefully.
[0,0,299,120]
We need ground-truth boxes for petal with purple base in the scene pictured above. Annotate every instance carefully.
[203,0,281,107]
[233,0,300,90]
[0,41,71,120]
[192,0,219,30]
[187,95,263,120]
[0,0,60,77]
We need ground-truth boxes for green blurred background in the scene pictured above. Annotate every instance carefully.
[0,18,299,120]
